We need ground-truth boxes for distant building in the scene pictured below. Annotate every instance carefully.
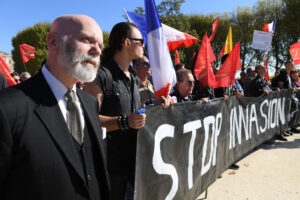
[0,51,15,72]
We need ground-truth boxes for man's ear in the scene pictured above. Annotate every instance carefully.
[124,37,130,46]
[47,32,59,53]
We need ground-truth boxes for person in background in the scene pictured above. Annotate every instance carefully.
[247,65,272,97]
[239,71,246,88]
[289,69,300,133]
[276,61,294,89]
[174,63,185,72]
[84,22,146,200]
[133,56,170,107]
[10,72,21,84]
[171,68,195,102]
[20,71,31,82]
[0,72,8,90]
[290,69,300,90]
[243,66,257,96]
[275,61,300,134]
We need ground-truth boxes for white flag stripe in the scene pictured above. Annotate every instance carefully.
[148,28,176,92]
[162,24,186,42]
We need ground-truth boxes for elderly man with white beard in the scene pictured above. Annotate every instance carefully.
[0,15,110,200]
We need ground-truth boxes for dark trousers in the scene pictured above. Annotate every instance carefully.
[109,171,135,200]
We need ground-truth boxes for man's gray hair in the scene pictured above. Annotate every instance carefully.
[176,68,192,82]
[20,72,31,79]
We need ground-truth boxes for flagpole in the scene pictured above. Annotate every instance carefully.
[23,62,28,72]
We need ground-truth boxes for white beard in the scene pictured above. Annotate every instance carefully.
[58,37,100,82]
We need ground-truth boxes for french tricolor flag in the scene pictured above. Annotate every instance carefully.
[145,0,176,98]
[124,9,198,52]
[263,18,276,33]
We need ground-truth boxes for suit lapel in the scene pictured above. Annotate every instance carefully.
[32,72,87,185]
[77,89,107,162]
[77,89,103,141]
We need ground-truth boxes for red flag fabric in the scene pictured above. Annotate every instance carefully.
[209,18,220,42]
[214,42,241,88]
[194,33,216,87]
[290,42,300,65]
[264,58,270,81]
[218,44,225,59]
[0,54,16,86]
[163,24,199,52]
[174,50,180,64]
[19,44,35,63]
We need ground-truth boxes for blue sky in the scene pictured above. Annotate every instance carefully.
[1,0,258,54]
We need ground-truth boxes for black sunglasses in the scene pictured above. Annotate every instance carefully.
[183,80,195,86]
[128,37,144,45]
[139,61,149,66]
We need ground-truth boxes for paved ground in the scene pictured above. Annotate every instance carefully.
[197,132,300,200]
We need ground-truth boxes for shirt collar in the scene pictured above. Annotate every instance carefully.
[108,58,137,78]
[41,65,77,101]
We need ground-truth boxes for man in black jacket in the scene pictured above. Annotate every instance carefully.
[84,22,146,200]
[0,15,110,200]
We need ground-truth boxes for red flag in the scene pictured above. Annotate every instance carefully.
[264,58,270,81]
[194,33,216,87]
[219,44,225,59]
[0,54,16,86]
[19,44,35,63]
[209,18,220,42]
[174,50,180,64]
[290,42,300,65]
[214,42,241,88]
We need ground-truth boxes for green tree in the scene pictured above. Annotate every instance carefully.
[134,7,145,15]
[157,0,186,17]
[12,23,50,74]
[103,31,110,49]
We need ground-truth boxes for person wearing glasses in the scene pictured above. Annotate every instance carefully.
[133,56,171,107]
[84,22,146,200]
[133,56,155,105]
[171,68,195,103]
[10,72,21,84]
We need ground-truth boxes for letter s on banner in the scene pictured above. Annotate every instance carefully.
[153,124,179,200]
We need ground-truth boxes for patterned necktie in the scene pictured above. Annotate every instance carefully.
[65,89,84,145]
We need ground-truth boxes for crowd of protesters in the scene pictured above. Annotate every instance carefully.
[0,18,299,200]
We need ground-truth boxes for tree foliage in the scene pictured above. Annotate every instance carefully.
[157,0,186,16]
[12,23,50,74]
[103,31,110,49]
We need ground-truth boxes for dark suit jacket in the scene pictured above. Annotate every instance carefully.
[0,71,109,200]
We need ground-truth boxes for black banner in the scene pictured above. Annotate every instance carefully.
[135,90,292,200]
[289,90,300,127]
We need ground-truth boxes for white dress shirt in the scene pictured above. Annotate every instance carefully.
[41,65,85,131]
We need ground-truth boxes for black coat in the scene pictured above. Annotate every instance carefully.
[0,71,110,200]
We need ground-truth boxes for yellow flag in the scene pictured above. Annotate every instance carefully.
[219,26,233,58]
[224,26,232,55]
